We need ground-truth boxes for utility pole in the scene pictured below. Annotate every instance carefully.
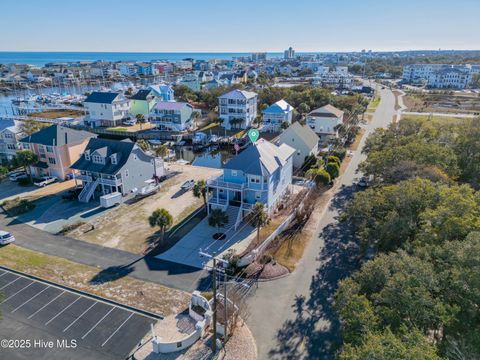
[199,250,229,353]
[212,256,217,353]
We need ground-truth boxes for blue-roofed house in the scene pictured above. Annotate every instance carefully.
[148,84,175,101]
[207,138,295,228]
[83,91,131,128]
[261,99,294,132]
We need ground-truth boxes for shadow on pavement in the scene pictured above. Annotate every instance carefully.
[268,185,361,359]
[89,257,143,284]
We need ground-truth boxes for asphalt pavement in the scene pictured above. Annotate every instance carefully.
[246,85,399,359]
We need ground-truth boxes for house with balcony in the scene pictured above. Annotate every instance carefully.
[150,101,195,132]
[0,119,23,162]
[207,139,295,228]
[218,89,258,130]
[261,99,294,132]
[19,125,96,179]
[129,89,159,117]
[70,138,165,203]
[83,91,131,128]
[306,104,344,144]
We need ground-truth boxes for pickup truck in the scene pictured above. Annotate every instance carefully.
[34,176,57,187]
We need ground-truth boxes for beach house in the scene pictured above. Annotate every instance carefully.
[150,101,195,131]
[129,89,159,117]
[278,122,319,169]
[306,104,344,143]
[0,119,23,162]
[71,138,165,203]
[19,125,96,179]
[261,99,294,132]
[83,91,131,128]
[207,139,295,228]
[218,89,258,130]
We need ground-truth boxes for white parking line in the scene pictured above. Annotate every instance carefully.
[0,276,20,290]
[81,307,115,339]
[45,296,81,325]
[101,313,134,347]
[11,286,51,313]
[28,291,65,319]
[63,302,96,333]
[1,281,34,303]
[0,272,9,279]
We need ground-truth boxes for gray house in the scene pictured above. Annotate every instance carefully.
[71,138,165,203]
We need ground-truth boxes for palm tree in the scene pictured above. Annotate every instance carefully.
[193,180,208,210]
[154,144,169,159]
[136,114,146,130]
[148,208,173,243]
[137,139,150,152]
[208,208,229,233]
[14,150,38,181]
[249,202,269,245]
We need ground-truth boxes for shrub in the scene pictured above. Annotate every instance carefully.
[327,155,341,166]
[2,197,35,216]
[18,177,33,186]
[314,169,331,186]
[326,162,340,179]
[331,148,347,160]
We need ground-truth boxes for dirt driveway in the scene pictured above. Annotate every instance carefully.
[68,164,222,254]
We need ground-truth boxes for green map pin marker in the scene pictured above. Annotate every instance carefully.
[248,129,260,143]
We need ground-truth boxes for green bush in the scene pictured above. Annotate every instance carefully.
[18,177,33,186]
[327,155,341,166]
[314,169,331,186]
[326,162,340,179]
[2,197,35,216]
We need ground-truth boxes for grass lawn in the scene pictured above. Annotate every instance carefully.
[105,127,128,131]
[27,109,84,119]
[401,114,468,125]
[348,128,365,151]
[367,93,381,111]
[0,245,189,316]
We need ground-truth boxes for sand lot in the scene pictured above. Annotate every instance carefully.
[68,164,222,254]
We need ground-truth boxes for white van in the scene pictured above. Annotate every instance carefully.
[0,231,15,245]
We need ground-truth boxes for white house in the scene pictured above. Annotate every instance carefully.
[83,92,131,128]
[402,64,480,89]
[0,119,23,162]
[306,104,344,143]
[261,99,294,132]
[218,89,258,130]
[278,122,319,169]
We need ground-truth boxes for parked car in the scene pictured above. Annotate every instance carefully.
[9,171,28,182]
[34,176,57,187]
[180,179,195,191]
[357,177,368,188]
[0,230,15,245]
[123,119,137,126]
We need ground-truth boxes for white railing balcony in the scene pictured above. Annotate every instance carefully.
[207,177,244,191]
[76,174,92,182]
[208,197,228,206]
[99,177,122,186]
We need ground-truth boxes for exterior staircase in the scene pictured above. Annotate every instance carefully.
[223,206,242,232]
[78,178,99,203]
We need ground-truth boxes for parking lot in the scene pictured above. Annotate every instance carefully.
[0,268,157,359]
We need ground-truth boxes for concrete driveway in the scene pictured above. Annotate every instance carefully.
[156,218,255,269]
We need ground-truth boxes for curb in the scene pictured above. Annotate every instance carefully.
[0,265,164,321]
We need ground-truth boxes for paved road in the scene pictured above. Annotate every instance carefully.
[0,215,208,293]
[246,85,399,359]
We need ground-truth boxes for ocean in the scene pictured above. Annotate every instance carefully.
[0,52,286,66]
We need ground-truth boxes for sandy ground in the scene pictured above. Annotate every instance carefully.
[68,164,221,254]
[0,179,76,202]
[135,320,257,360]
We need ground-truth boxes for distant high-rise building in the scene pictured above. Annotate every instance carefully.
[251,52,267,62]
[284,47,295,59]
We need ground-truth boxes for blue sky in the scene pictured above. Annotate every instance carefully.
[2,0,479,52]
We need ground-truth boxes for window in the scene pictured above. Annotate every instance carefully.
[125,169,129,177]
[4,133,13,139]
[6,144,16,150]
[48,157,56,165]
[84,152,90,160]
[255,192,262,200]
[46,146,53,153]
[92,155,103,164]
[231,170,238,176]
[111,155,117,165]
